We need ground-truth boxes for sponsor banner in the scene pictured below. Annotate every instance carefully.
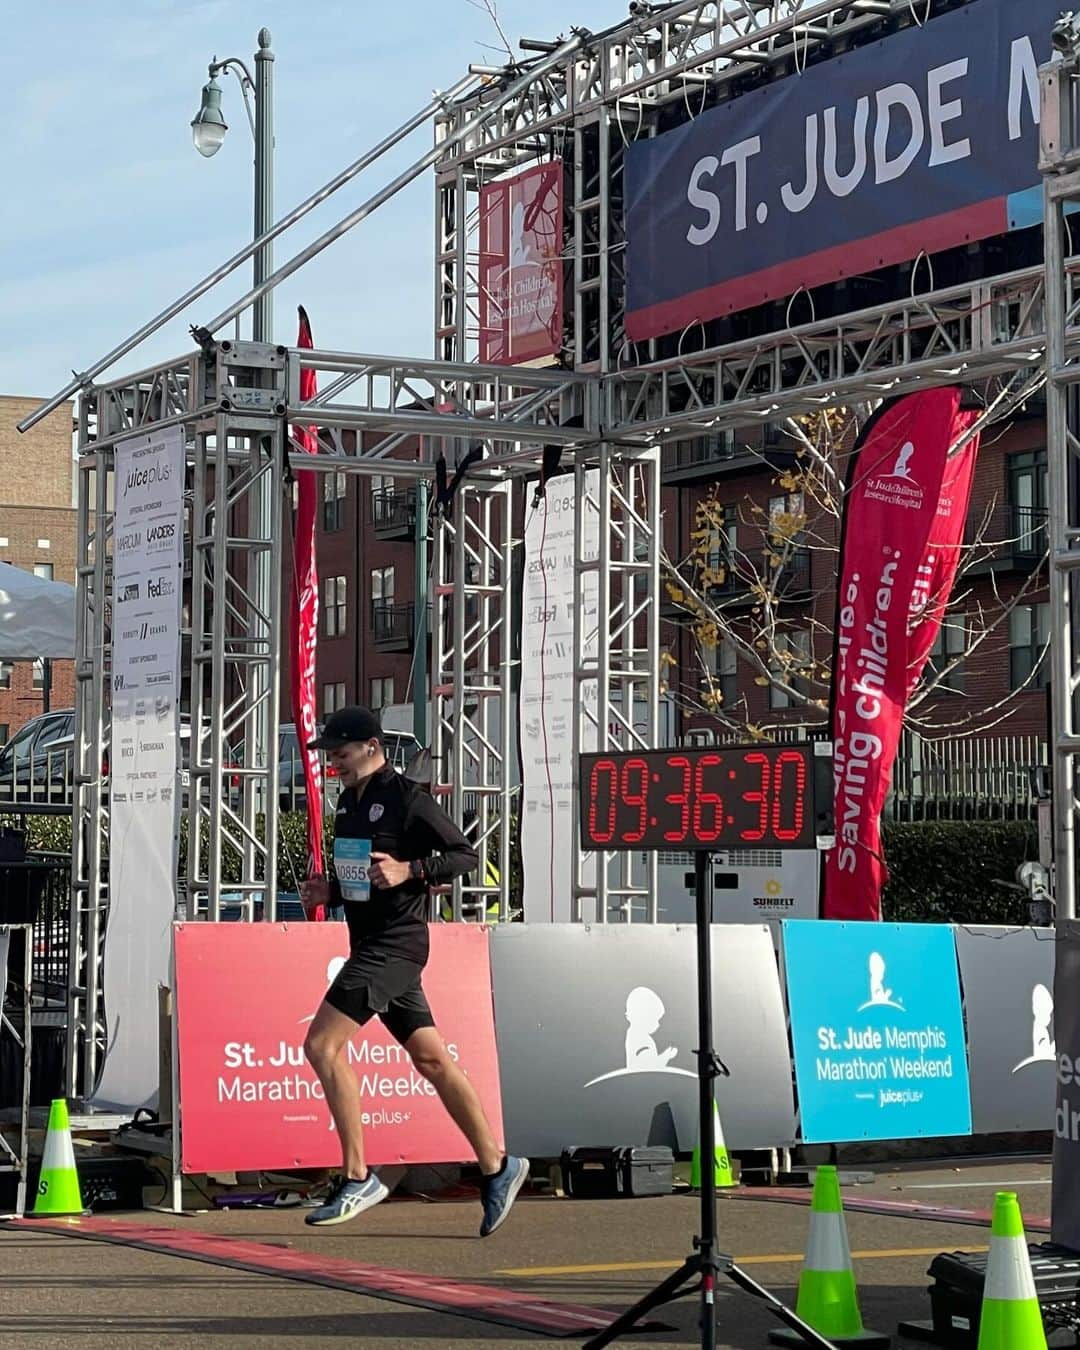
[1053,922,1080,1247]
[825,388,979,921]
[491,924,796,1155]
[954,926,1056,1135]
[783,920,971,1143]
[519,473,599,921]
[290,307,324,880]
[479,161,564,364]
[624,0,1058,339]
[97,425,184,1110]
[174,923,503,1174]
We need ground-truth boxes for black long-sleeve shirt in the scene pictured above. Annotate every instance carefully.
[329,764,477,962]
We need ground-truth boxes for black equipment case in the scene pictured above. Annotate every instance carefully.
[560,1146,674,1198]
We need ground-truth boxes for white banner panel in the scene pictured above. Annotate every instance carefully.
[96,425,184,1111]
[519,472,599,922]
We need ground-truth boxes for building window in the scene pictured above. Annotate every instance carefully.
[769,629,812,710]
[0,725,8,748]
[322,472,347,532]
[1010,603,1050,691]
[371,565,395,607]
[323,682,346,716]
[0,663,11,690]
[927,614,967,694]
[713,637,738,708]
[33,563,54,581]
[323,575,347,637]
[704,508,737,587]
[1007,450,1048,556]
[32,659,45,690]
[370,677,394,712]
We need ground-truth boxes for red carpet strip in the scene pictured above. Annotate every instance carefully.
[9,1215,652,1337]
[727,1186,1051,1233]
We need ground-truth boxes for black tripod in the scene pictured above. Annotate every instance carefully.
[582,851,836,1350]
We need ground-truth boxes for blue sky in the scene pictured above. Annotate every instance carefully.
[2,0,624,402]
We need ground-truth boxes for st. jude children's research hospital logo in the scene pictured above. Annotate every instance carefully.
[865,439,925,512]
[584,986,696,1088]
[1013,983,1055,1073]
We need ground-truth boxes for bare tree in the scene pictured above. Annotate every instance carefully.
[661,373,1050,742]
[464,0,516,64]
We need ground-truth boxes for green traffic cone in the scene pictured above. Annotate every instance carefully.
[690,1098,736,1189]
[27,1099,87,1218]
[768,1165,890,1347]
[976,1192,1047,1350]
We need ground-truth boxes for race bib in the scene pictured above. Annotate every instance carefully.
[334,837,371,903]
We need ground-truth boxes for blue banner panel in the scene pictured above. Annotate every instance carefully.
[624,0,1060,339]
[783,920,971,1143]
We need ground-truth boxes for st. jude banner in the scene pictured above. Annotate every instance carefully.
[783,920,971,1144]
[825,388,980,921]
[623,0,1062,338]
[174,923,504,1173]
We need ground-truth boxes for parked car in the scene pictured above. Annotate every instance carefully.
[0,711,77,804]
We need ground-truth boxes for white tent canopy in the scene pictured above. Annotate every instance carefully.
[0,562,76,659]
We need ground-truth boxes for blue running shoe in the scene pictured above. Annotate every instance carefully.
[304,1173,388,1227]
[479,1156,529,1237]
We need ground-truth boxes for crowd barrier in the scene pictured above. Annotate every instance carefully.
[169,919,1057,1179]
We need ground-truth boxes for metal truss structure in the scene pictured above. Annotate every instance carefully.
[1041,48,1080,925]
[47,0,1076,1089]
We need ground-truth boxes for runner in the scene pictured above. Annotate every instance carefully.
[300,705,528,1235]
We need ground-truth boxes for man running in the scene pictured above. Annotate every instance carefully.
[300,706,528,1235]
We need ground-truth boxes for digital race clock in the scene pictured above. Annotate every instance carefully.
[579,744,832,852]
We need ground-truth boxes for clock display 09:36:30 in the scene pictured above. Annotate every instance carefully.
[579,747,814,851]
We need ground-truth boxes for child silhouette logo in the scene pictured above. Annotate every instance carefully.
[584,986,696,1087]
[884,442,917,482]
[857,952,905,1012]
[1012,983,1055,1072]
[510,200,533,268]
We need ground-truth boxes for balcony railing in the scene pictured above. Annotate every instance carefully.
[663,430,797,485]
[964,504,1048,574]
[371,488,416,540]
[371,600,416,651]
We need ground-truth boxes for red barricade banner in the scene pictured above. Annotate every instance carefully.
[174,923,504,1174]
[290,307,324,880]
[824,388,980,921]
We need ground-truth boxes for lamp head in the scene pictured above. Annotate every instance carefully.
[191,74,227,157]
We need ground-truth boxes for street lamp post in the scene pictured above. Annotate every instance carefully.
[191,30,276,820]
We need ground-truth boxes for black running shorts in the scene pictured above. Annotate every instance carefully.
[323,950,436,1045]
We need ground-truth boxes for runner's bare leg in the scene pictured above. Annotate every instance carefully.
[304,1001,367,1179]
[404,1026,503,1174]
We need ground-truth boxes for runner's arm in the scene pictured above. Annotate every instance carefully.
[406,793,479,884]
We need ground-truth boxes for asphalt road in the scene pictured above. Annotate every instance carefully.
[0,1157,1054,1349]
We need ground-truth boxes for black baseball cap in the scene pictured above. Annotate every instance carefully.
[307,706,383,751]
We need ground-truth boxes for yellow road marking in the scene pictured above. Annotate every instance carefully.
[497,1245,986,1277]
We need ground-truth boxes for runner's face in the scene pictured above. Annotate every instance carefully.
[329,740,379,788]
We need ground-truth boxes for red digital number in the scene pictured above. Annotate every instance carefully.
[771,750,806,842]
[664,755,692,843]
[691,753,724,842]
[740,751,771,842]
[588,759,618,845]
[620,757,650,844]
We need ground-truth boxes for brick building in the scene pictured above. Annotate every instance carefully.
[0,394,78,745]
[281,460,423,724]
[282,402,1048,754]
[661,403,1049,743]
